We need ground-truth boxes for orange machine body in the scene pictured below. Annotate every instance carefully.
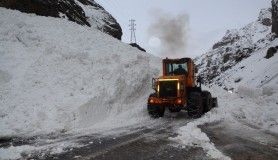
[149,58,198,108]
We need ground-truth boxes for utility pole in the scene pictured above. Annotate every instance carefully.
[129,19,136,43]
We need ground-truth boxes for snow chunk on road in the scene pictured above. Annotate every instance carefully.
[171,122,231,160]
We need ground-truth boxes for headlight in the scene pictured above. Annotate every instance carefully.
[149,97,160,104]
[176,98,182,104]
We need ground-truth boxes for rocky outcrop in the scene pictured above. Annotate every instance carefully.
[75,0,122,40]
[265,46,278,59]
[129,43,146,52]
[195,8,273,85]
[259,8,272,26]
[272,0,278,35]
[0,0,90,26]
[0,0,122,40]
[212,30,240,49]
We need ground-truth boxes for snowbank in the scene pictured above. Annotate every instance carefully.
[0,8,160,137]
[214,38,278,90]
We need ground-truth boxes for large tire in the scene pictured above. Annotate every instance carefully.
[147,93,165,118]
[169,106,181,113]
[148,105,165,118]
[202,91,212,113]
[187,91,204,118]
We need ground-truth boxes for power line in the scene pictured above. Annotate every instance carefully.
[129,19,136,43]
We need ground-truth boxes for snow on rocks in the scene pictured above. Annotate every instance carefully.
[212,38,278,92]
[195,7,273,85]
[0,8,160,138]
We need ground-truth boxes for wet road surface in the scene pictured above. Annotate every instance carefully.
[200,121,278,160]
[1,112,278,160]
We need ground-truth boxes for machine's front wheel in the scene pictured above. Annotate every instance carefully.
[148,105,165,118]
[169,107,181,113]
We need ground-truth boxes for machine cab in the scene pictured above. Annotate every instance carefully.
[151,57,197,101]
[163,58,189,76]
[161,58,196,88]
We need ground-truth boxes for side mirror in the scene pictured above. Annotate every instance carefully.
[152,78,157,91]
[197,76,203,87]
[195,67,198,73]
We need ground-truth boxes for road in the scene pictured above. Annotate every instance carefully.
[1,112,277,160]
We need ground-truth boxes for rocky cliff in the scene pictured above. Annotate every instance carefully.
[0,0,122,40]
[129,43,146,52]
[272,0,278,35]
[195,8,274,86]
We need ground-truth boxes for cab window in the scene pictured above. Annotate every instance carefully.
[166,63,188,75]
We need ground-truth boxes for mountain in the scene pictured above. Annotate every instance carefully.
[195,5,278,91]
[0,0,122,40]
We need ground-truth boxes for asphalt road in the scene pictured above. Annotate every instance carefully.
[200,121,278,160]
[24,112,209,160]
[1,111,278,160]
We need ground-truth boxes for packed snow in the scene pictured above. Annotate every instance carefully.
[0,8,160,138]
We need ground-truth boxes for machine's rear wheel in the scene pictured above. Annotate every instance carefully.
[202,91,212,113]
[187,91,203,118]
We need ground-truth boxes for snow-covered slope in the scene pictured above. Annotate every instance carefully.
[0,8,160,137]
[74,0,122,39]
[211,39,278,91]
[195,8,274,85]
[195,7,278,93]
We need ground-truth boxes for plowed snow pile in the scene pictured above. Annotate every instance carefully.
[0,8,160,137]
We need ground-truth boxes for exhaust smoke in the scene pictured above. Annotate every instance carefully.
[148,10,189,58]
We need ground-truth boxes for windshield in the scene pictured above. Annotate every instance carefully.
[166,62,188,75]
